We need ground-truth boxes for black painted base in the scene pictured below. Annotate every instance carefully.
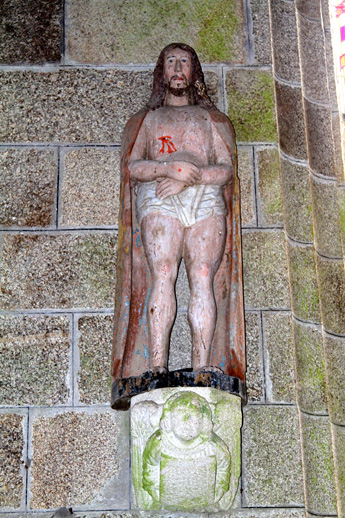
[111,369,247,410]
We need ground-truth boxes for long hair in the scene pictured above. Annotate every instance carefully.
[147,43,216,111]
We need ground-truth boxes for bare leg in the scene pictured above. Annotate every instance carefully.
[141,213,184,371]
[183,215,226,371]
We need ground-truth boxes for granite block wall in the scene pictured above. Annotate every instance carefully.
[0,0,343,516]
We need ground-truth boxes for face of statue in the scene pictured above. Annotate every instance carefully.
[163,47,192,94]
[170,406,203,442]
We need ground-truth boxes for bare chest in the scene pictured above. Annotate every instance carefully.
[145,107,213,163]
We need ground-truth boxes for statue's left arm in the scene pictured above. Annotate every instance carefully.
[195,117,235,186]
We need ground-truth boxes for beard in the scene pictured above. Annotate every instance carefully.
[166,76,191,97]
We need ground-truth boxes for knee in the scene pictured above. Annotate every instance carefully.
[151,259,178,285]
[189,262,214,292]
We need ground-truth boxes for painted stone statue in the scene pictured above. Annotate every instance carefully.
[111,43,246,410]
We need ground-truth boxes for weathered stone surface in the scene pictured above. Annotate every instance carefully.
[230,511,305,518]
[263,312,295,403]
[280,157,313,243]
[0,70,149,144]
[66,0,246,64]
[287,241,320,323]
[175,259,190,310]
[0,232,117,310]
[226,69,276,142]
[169,313,192,372]
[269,0,300,83]
[0,148,57,228]
[296,0,321,19]
[332,424,345,516]
[0,315,70,406]
[0,69,220,144]
[332,112,344,183]
[300,413,337,514]
[317,255,345,335]
[251,0,272,64]
[323,332,345,424]
[340,185,345,245]
[61,149,120,228]
[274,81,307,160]
[293,320,327,415]
[131,388,242,511]
[242,230,290,309]
[0,0,62,64]
[0,412,25,509]
[256,147,283,226]
[310,174,343,258]
[324,29,338,110]
[77,314,113,404]
[238,147,255,227]
[30,409,129,510]
[242,406,304,506]
[304,99,335,178]
[297,13,328,103]
[245,312,264,402]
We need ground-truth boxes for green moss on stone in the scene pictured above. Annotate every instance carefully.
[226,69,277,142]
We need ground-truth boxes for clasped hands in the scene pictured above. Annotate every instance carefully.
[155,160,201,200]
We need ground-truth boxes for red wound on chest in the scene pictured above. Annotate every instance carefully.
[158,136,177,154]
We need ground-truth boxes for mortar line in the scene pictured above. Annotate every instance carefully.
[0,227,118,233]
[25,407,30,511]
[71,312,75,407]
[243,0,255,64]
[259,310,267,403]
[252,146,259,227]
[56,146,61,228]
[61,0,66,65]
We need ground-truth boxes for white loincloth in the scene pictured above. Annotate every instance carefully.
[136,182,226,227]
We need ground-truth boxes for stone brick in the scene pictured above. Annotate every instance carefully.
[0,148,57,228]
[77,315,113,405]
[0,232,117,310]
[332,424,345,516]
[242,230,290,309]
[0,412,26,509]
[269,0,300,83]
[226,69,277,142]
[66,0,246,64]
[293,320,327,415]
[238,147,255,227]
[321,0,330,28]
[256,147,283,226]
[304,99,335,178]
[297,14,328,103]
[339,185,345,245]
[251,0,272,65]
[0,0,62,64]
[29,409,129,510]
[287,241,321,323]
[242,406,304,506]
[169,313,192,372]
[310,174,343,258]
[61,148,120,228]
[324,30,338,110]
[245,312,264,402]
[0,70,149,144]
[263,312,295,403]
[332,112,344,183]
[280,157,313,243]
[229,510,305,518]
[323,332,345,424]
[175,259,190,311]
[0,69,221,144]
[296,0,321,20]
[317,255,345,335]
[0,315,70,406]
[274,81,307,160]
[300,413,337,515]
